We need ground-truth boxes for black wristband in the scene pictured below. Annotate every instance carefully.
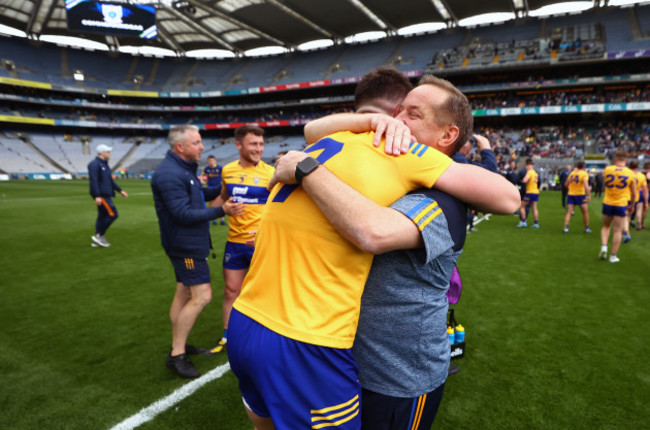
[295,157,320,185]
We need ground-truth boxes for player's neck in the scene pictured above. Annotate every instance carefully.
[239,159,257,168]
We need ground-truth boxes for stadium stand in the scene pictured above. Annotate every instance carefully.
[1,4,649,179]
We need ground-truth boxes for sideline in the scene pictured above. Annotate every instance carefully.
[109,362,231,430]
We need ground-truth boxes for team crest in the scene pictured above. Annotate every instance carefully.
[239,175,245,183]
[254,177,260,184]
[101,4,123,24]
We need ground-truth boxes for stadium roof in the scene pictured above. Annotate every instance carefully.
[0,0,646,57]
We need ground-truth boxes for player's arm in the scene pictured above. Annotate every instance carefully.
[268,151,422,254]
[434,162,520,214]
[583,176,591,202]
[304,112,412,155]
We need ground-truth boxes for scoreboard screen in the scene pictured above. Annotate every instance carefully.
[65,0,157,39]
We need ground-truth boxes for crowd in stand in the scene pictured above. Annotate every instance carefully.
[470,88,650,110]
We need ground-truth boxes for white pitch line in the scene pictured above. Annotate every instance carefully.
[467,213,491,231]
[109,362,231,430]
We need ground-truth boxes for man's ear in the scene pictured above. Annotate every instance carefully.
[437,125,460,153]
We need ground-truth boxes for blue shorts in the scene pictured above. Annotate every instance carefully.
[170,257,210,286]
[227,308,362,429]
[567,195,587,206]
[523,193,539,203]
[602,203,627,217]
[223,241,254,270]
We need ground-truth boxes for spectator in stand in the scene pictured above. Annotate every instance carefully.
[88,144,128,248]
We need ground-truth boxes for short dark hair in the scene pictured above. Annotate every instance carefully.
[417,74,473,154]
[629,160,639,169]
[576,160,585,169]
[526,158,534,165]
[207,155,216,160]
[235,125,264,142]
[614,149,628,161]
[354,68,413,112]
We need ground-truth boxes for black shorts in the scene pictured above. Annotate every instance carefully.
[360,383,445,430]
[170,257,210,286]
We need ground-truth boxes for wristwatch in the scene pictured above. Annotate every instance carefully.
[295,156,320,185]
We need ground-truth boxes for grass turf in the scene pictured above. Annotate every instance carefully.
[0,179,648,429]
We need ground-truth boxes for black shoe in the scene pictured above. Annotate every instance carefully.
[166,353,200,378]
[448,364,460,376]
[185,344,206,355]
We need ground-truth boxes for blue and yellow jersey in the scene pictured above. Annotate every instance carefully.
[234,131,452,349]
[222,160,274,243]
[567,169,589,196]
[203,165,222,188]
[634,171,648,201]
[524,169,539,194]
[603,165,635,206]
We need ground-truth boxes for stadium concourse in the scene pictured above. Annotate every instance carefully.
[1,1,649,429]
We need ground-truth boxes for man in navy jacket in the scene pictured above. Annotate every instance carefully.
[88,144,128,247]
[152,125,243,378]
[452,134,497,231]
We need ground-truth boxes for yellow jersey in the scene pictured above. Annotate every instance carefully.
[221,160,274,243]
[567,169,589,196]
[603,165,635,206]
[524,169,539,194]
[634,171,648,201]
[234,131,452,349]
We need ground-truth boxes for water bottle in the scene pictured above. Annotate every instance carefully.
[455,324,465,343]
[447,325,455,344]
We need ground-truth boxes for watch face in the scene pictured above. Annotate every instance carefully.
[297,157,319,184]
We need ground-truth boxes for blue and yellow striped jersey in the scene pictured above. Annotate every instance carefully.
[603,165,635,206]
[234,131,452,349]
[524,169,539,194]
[203,165,222,188]
[221,160,274,243]
[567,169,589,196]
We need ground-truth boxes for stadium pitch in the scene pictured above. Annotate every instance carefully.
[1,179,648,429]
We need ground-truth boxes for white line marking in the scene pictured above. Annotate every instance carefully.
[109,362,231,430]
[467,213,491,231]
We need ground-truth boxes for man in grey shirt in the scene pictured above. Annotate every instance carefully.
[270,70,517,429]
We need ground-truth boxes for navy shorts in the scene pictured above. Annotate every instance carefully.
[523,193,539,203]
[567,195,587,206]
[602,203,627,217]
[360,384,445,430]
[223,241,254,270]
[227,308,361,429]
[170,257,210,286]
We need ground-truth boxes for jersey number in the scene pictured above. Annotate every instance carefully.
[604,174,629,189]
[272,138,344,203]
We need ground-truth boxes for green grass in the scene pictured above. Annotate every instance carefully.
[1,180,648,429]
